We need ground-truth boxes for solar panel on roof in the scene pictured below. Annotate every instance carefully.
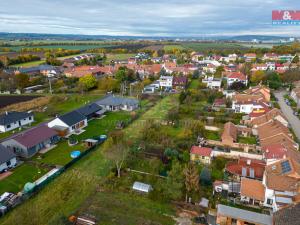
[281,160,292,174]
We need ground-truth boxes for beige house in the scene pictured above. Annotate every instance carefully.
[190,146,213,164]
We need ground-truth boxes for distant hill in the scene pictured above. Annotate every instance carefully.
[223,35,294,42]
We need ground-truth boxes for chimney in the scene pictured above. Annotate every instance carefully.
[246,159,251,165]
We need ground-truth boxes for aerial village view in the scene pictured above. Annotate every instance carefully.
[0,1,300,225]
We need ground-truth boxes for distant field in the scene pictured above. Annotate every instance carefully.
[0,95,40,109]
[163,44,186,51]
[182,42,248,51]
[106,53,135,61]
[239,43,276,49]
[7,44,112,51]
[11,60,46,67]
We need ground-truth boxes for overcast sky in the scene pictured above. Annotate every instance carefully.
[1,0,299,37]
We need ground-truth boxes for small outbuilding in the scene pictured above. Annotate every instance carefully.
[132,181,153,193]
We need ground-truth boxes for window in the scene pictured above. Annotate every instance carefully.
[6,124,11,128]
[202,156,205,159]
[29,116,32,120]
[267,198,273,205]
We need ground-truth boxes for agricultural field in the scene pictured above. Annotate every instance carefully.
[0,95,41,109]
[11,60,46,67]
[181,42,247,51]
[105,53,135,61]
[163,44,186,51]
[7,44,112,52]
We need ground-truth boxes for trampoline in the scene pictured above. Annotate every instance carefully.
[70,150,81,158]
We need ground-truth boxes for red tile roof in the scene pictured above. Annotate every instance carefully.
[262,144,288,160]
[227,72,247,81]
[225,157,266,179]
[190,146,212,157]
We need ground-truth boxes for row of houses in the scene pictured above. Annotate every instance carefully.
[0,95,139,172]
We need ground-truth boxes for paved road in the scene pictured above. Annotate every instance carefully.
[274,91,300,140]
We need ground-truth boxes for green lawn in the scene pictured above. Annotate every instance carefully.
[238,136,257,145]
[164,44,186,51]
[188,79,200,89]
[0,164,48,194]
[11,60,46,67]
[105,53,135,61]
[204,130,221,141]
[182,42,247,52]
[77,191,175,225]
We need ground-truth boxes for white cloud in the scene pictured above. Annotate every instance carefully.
[0,0,299,36]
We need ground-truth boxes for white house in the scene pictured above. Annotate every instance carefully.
[159,76,173,89]
[0,144,17,172]
[232,101,268,114]
[227,72,248,87]
[202,75,222,89]
[0,111,34,133]
[48,111,87,136]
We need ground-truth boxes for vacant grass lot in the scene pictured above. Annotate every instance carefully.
[182,42,247,52]
[77,191,175,225]
[0,164,48,194]
[0,96,175,225]
[105,53,135,61]
[164,44,186,51]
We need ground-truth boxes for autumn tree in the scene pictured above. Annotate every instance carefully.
[15,73,30,90]
[163,160,184,200]
[251,70,266,84]
[98,77,119,93]
[184,163,199,202]
[78,74,97,91]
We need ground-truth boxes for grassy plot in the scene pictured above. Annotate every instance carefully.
[188,79,201,89]
[105,53,135,61]
[0,164,48,194]
[0,96,175,225]
[164,44,186,51]
[77,191,175,225]
[182,42,247,52]
[238,136,257,145]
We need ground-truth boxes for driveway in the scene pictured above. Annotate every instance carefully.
[274,91,300,140]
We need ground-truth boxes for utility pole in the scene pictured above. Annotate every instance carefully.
[48,77,53,94]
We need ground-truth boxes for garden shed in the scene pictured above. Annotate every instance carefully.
[132,182,152,193]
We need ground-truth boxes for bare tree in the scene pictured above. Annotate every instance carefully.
[184,163,199,202]
[103,134,129,178]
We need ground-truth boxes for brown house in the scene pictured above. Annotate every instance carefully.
[221,122,238,146]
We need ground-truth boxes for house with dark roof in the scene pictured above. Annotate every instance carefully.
[76,103,105,120]
[0,111,34,133]
[1,125,59,158]
[172,76,188,89]
[95,95,139,111]
[0,144,17,172]
[48,111,87,136]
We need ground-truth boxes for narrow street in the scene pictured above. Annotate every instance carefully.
[274,91,300,140]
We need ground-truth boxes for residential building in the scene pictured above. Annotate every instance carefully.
[48,111,87,136]
[76,103,105,120]
[159,76,173,88]
[95,95,139,111]
[244,53,257,62]
[290,87,300,108]
[251,108,288,128]
[221,122,237,146]
[226,72,248,87]
[240,177,265,205]
[263,158,300,211]
[273,203,300,225]
[172,76,188,89]
[263,53,279,61]
[202,75,222,89]
[232,94,268,114]
[0,144,17,172]
[190,146,213,164]
[216,204,272,225]
[1,125,59,158]
[212,98,226,111]
[244,85,271,103]
[0,111,34,133]
[225,157,266,180]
